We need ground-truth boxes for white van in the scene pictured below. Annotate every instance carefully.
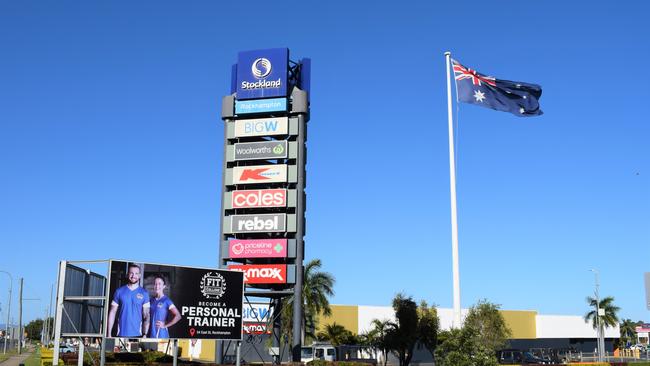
[301,343,337,363]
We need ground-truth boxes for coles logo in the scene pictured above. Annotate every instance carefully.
[232,189,286,208]
[228,264,286,284]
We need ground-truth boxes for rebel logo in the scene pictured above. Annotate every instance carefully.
[232,165,287,184]
[228,264,287,284]
[232,189,286,208]
[230,214,286,233]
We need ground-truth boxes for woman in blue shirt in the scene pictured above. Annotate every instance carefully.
[149,275,182,338]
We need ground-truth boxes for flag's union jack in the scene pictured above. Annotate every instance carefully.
[453,61,496,87]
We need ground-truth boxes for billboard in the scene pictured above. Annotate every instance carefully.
[236,48,288,100]
[233,117,288,138]
[233,141,288,161]
[229,239,288,258]
[235,98,287,115]
[228,264,287,284]
[232,165,287,185]
[106,260,243,340]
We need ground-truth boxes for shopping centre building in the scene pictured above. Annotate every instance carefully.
[179,303,620,363]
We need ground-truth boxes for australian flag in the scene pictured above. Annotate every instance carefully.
[453,59,543,117]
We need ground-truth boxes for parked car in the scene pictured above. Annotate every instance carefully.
[59,345,76,353]
[497,349,552,364]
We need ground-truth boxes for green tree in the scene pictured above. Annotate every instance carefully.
[416,301,439,362]
[281,259,335,345]
[385,293,419,366]
[618,319,639,348]
[368,319,392,366]
[317,322,355,346]
[435,300,510,366]
[25,318,44,341]
[463,299,511,351]
[585,296,620,330]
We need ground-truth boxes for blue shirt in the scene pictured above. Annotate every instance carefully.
[112,285,149,337]
[149,296,175,338]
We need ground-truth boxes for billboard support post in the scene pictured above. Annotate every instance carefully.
[173,340,178,366]
[53,261,67,366]
[100,338,106,366]
[235,341,241,366]
[77,342,84,366]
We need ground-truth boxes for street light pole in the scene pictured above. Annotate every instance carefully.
[0,271,12,355]
[18,278,23,355]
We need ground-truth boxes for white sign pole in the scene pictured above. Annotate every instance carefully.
[445,51,462,329]
[53,261,67,366]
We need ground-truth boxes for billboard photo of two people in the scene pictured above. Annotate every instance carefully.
[105,260,244,340]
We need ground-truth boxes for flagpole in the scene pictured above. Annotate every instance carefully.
[445,51,462,328]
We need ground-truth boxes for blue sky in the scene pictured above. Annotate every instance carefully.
[1,0,648,325]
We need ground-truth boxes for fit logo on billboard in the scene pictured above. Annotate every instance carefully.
[232,189,286,208]
[228,265,287,284]
[200,272,227,299]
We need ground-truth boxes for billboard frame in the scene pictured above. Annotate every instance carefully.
[52,259,245,366]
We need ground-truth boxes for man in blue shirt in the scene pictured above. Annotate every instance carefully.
[148,275,181,338]
[107,263,150,337]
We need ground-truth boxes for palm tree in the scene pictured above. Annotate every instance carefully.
[281,259,335,344]
[369,319,393,366]
[619,319,638,347]
[317,322,350,346]
[303,259,335,322]
[585,296,620,329]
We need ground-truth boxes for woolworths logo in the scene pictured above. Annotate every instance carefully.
[234,141,287,161]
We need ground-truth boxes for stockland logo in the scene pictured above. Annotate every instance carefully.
[252,58,272,78]
[241,58,280,90]
[236,48,287,100]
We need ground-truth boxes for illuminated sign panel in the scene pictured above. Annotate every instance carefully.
[236,48,288,100]
[234,141,287,161]
[231,189,287,208]
[229,239,287,258]
[235,98,287,115]
[234,117,288,137]
[232,165,287,184]
[230,214,286,233]
[228,264,287,284]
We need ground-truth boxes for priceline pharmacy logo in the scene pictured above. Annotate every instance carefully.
[252,58,272,78]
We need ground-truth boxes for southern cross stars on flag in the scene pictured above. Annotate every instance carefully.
[452,59,543,117]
